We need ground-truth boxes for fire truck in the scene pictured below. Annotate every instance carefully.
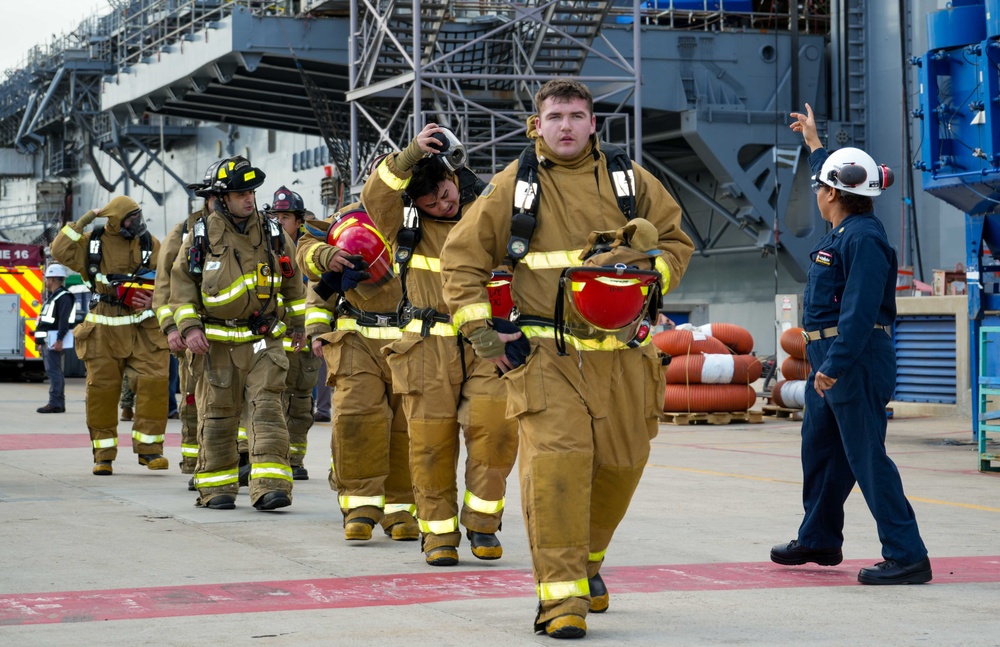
[0,242,45,381]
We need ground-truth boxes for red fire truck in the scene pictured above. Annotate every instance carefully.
[0,242,45,380]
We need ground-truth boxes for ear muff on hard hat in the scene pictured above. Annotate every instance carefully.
[324,208,395,299]
[812,147,893,197]
[553,265,660,354]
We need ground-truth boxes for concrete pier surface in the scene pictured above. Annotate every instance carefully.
[1,377,997,646]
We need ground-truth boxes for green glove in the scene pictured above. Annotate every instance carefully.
[77,210,99,227]
[465,325,505,360]
[395,137,426,173]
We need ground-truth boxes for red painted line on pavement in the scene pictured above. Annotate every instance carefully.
[2,556,998,626]
[0,434,179,451]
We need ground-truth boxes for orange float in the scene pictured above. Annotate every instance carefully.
[652,329,731,357]
[665,354,763,385]
[779,326,807,359]
[663,384,757,413]
[693,323,754,354]
[772,379,807,409]
[780,356,811,381]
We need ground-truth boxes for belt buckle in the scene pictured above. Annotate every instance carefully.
[225,318,238,327]
[375,314,390,327]
[801,330,811,345]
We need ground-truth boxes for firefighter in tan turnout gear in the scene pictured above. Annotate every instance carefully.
[51,195,170,476]
[266,186,319,480]
[367,125,518,567]
[296,201,418,542]
[170,156,307,511]
[441,79,694,639]
[152,161,222,482]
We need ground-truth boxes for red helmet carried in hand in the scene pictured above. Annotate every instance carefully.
[556,265,660,348]
[326,208,395,298]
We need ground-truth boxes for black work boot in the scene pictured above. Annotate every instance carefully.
[253,491,291,511]
[466,530,503,560]
[770,540,843,566]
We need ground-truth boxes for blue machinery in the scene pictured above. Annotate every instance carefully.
[915,0,1000,470]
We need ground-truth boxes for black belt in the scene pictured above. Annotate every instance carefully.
[91,293,124,307]
[802,323,891,344]
[399,305,451,338]
[336,300,399,328]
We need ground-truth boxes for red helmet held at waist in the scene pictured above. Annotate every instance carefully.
[556,265,660,349]
[325,208,395,298]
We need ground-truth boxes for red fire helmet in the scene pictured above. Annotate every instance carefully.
[325,208,395,297]
[486,270,515,320]
[558,266,660,342]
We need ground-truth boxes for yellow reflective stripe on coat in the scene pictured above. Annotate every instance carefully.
[250,462,293,482]
[537,578,589,601]
[290,443,307,456]
[194,469,238,488]
[282,337,310,352]
[522,249,586,270]
[132,430,164,444]
[589,549,607,563]
[409,254,440,272]
[156,305,173,326]
[418,516,459,534]
[306,251,326,279]
[85,311,155,326]
[92,437,117,449]
[202,274,256,306]
[339,494,385,509]
[377,159,410,191]
[385,503,417,516]
[204,322,285,343]
[402,319,459,337]
[237,426,247,442]
[175,304,200,325]
[337,318,403,339]
[61,225,82,241]
[452,302,492,329]
[464,490,504,514]
[181,443,199,458]
[284,298,306,315]
[520,325,651,351]
[306,307,333,327]
[654,255,672,294]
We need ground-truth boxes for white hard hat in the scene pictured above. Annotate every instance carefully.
[44,264,68,279]
[812,147,894,197]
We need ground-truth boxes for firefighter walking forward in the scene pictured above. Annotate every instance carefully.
[365,125,518,567]
[51,195,170,476]
[441,79,694,639]
[297,203,418,542]
[170,156,306,511]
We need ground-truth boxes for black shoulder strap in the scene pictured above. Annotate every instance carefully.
[139,231,153,269]
[602,144,637,221]
[457,167,487,206]
[87,226,105,281]
[504,145,542,267]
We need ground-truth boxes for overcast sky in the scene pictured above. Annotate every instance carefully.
[1,1,110,74]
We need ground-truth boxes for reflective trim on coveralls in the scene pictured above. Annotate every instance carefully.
[284,298,306,316]
[203,272,278,307]
[589,549,607,562]
[385,502,418,516]
[654,256,672,295]
[93,437,117,449]
[60,225,82,241]
[377,160,410,191]
[305,252,326,280]
[204,321,286,343]
[282,338,311,352]
[238,426,248,442]
[418,516,459,534]
[464,489,505,514]
[175,304,200,325]
[85,311,156,326]
[522,249,586,270]
[520,325,652,351]
[305,307,333,327]
[290,442,307,456]
[132,430,165,444]
[452,302,492,329]
[408,254,440,272]
[337,318,403,339]
[195,469,239,488]
[339,494,385,509]
[181,443,199,458]
[156,305,173,326]
[402,319,459,336]
[250,462,293,482]
[537,578,589,601]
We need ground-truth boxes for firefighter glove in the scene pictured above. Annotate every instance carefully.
[341,257,370,292]
[465,325,505,360]
[78,210,99,227]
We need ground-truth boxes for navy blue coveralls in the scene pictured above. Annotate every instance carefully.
[796,149,928,565]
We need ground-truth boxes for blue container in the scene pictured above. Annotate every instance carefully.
[987,0,1000,38]
[928,1,986,50]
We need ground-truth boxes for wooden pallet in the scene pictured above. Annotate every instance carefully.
[660,410,764,425]
[761,404,804,421]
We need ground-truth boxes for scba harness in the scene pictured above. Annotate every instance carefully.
[87,226,155,308]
